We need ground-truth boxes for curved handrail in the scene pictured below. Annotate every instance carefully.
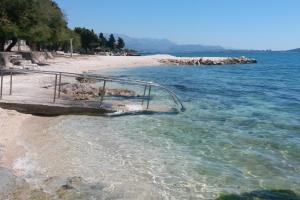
[0,68,185,111]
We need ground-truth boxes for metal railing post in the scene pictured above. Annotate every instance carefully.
[0,70,3,100]
[147,85,152,109]
[58,73,62,98]
[53,74,58,103]
[99,80,107,106]
[9,72,12,95]
[141,85,148,105]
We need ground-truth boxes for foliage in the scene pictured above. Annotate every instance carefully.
[99,33,107,47]
[74,29,126,54]
[107,34,116,49]
[117,37,125,49]
[0,0,79,51]
[0,0,125,53]
[74,27,99,53]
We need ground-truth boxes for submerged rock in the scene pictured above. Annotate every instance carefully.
[105,88,137,97]
[0,167,48,200]
[0,169,113,200]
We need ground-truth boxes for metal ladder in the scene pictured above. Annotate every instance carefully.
[0,69,185,112]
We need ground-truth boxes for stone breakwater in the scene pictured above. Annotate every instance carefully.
[159,56,257,66]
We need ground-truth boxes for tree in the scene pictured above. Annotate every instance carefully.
[0,0,31,51]
[0,0,75,51]
[117,37,125,49]
[98,33,107,47]
[74,27,99,53]
[107,34,116,49]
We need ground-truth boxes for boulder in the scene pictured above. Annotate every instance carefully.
[19,51,53,64]
[75,76,97,83]
[0,52,14,69]
[61,83,100,100]
[61,83,137,100]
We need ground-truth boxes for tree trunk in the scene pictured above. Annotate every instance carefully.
[0,39,5,51]
[27,41,37,51]
[5,38,18,52]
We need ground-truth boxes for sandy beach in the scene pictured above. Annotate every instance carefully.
[2,53,251,172]
[0,54,173,198]
[2,1,299,198]
[1,54,173,167]
[44,54,173,73]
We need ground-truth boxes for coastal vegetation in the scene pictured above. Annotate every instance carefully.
[0,0,80,51]
[74,28,126,54]
[0,0,126,54]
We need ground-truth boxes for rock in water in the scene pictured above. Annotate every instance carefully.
[61,83,137,100]
[105,88,137,97]
[159,56,257,66]
[61,83,99,100]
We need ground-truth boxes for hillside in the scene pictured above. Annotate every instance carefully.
[287,48,300,52]
[113,34,225,53]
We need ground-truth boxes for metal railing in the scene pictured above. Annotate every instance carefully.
[0,69,185,112]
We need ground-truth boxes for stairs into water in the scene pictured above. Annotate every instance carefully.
[0,69,185,116]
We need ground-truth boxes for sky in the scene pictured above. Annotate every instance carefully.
[55,0,300,50]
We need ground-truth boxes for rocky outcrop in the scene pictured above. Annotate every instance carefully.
[159,56,257,66]
[76,76,97,84]
[19,51,53,65]
[9,54,39,70]
[0,51,54,70]
[61,83,137,100]
[0,52,14,69]
[62,83,100,100]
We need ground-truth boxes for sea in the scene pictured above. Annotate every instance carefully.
[22,52,300,199]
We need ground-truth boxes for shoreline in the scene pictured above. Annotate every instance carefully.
[0,53,258,169]
[42,54,170,73]
[1,55,165,165]
[0,54,175,198]
[0,53,259,198]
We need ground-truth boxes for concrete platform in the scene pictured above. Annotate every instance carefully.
[0,99,177,116]
[0,100,110,116]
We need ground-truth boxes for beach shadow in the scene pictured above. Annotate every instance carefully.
[216,190,300,200]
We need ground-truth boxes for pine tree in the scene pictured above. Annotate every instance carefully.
[117,37,125,49]
[74,27,99,53]
[98,33,107,47]
[107,34,116,49]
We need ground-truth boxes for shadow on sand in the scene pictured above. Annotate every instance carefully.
[216,190,300,200]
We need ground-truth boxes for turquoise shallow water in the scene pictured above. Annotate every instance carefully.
[45,52,299,199]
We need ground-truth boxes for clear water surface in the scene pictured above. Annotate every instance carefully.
[33,52,300,199]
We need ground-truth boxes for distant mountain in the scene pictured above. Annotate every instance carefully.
[287,48,300,52]
[113,34,225,53]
